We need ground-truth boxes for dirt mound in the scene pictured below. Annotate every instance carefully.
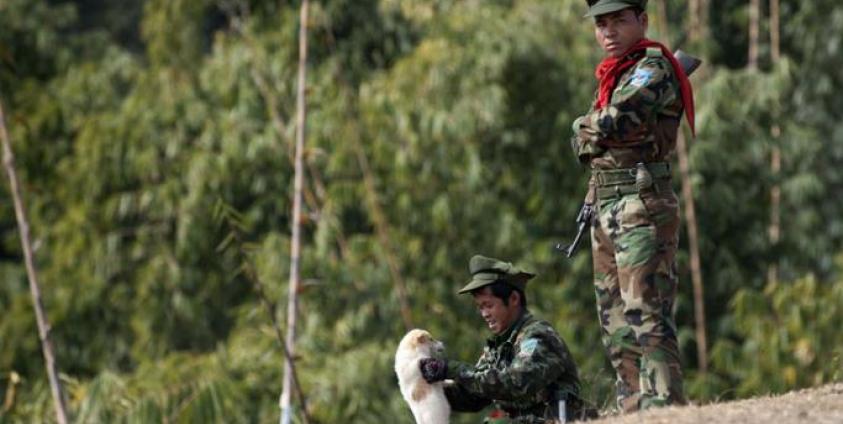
[591,383,843,424]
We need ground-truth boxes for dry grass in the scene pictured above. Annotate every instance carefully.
[590,383,843,424]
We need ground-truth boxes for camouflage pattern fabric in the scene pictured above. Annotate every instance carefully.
[444,312,584,423]
[570,47,688,411]
[571,47,684,169]
[591,188,686,411]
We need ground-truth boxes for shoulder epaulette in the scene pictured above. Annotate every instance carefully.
[646,47,663,58]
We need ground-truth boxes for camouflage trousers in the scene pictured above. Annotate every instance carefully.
[590,187,686,412]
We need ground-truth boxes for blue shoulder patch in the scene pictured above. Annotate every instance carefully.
[519,338,539,356]
[629,68,655,87]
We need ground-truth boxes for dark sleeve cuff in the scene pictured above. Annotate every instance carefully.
[445,359,467,380]
[444,384,490,412]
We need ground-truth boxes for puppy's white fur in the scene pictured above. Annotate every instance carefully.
[395,329,451,424]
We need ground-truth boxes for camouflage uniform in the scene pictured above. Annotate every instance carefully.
[571,47,687,411]
[444,311,586,423]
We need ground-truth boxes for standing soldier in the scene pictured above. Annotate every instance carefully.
[419,255,591,423]
[570,0,695,413]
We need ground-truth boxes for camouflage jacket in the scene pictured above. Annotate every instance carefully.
[571,47,684,170]
[444,311,582,423]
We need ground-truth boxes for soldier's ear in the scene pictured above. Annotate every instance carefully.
[508,291,520,307]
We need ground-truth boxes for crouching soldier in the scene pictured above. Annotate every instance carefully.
[420,255,595,423]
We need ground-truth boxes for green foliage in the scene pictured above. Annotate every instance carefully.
[2,0,843,422]
[703,266,843,399]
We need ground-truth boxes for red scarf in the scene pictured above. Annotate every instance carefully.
[595,38,696,136]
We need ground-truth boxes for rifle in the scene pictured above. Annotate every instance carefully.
[554,203,594,258]
[555,50,702,258]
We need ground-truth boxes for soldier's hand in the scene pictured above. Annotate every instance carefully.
[419,358,447,383]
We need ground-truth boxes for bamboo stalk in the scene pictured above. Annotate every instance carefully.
[748,0,761,70]
[223,0,349,260]
[223,0,324,218]
[770,0,780,62]
[689,0,701,42]
[677,130,708,373]
[280,1,309,424]
[659,0,709,373]
[689,0,711,43]
[767,0,781,285]
[217,207,312,424]
[0,99,69,423]
[655,0,669,40]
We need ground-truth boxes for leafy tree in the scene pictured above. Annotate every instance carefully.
[2,0,843,422]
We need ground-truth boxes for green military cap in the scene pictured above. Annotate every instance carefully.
[458,255,536,294]
[584,0,647,18]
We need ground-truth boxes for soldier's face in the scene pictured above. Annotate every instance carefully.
[472,287,521,335]
[593,9,648,58]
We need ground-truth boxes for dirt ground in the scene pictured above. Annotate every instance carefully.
[590,383,843,424]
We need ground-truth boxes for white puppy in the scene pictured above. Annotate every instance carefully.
[395,329,451,424]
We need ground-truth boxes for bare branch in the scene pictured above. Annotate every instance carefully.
[281,2,310,424]
[0,97,69,423]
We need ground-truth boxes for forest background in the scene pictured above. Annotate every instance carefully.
[1,0,842,422]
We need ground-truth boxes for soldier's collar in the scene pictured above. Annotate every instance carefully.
[624,48,646,62]
[488,310,532,346]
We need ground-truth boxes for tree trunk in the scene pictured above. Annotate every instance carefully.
[223,1,349,270]
[748,0,761,70]
[767,0,781,285]
[769,0,780,62]
[689,0,711,43]
[677,131,708,374]
[659,0,708,373]
[689,0,701,42]
[216,207,312,424]
[0,100,69,424]
[655,0,669,41]
[280,1,309,424]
